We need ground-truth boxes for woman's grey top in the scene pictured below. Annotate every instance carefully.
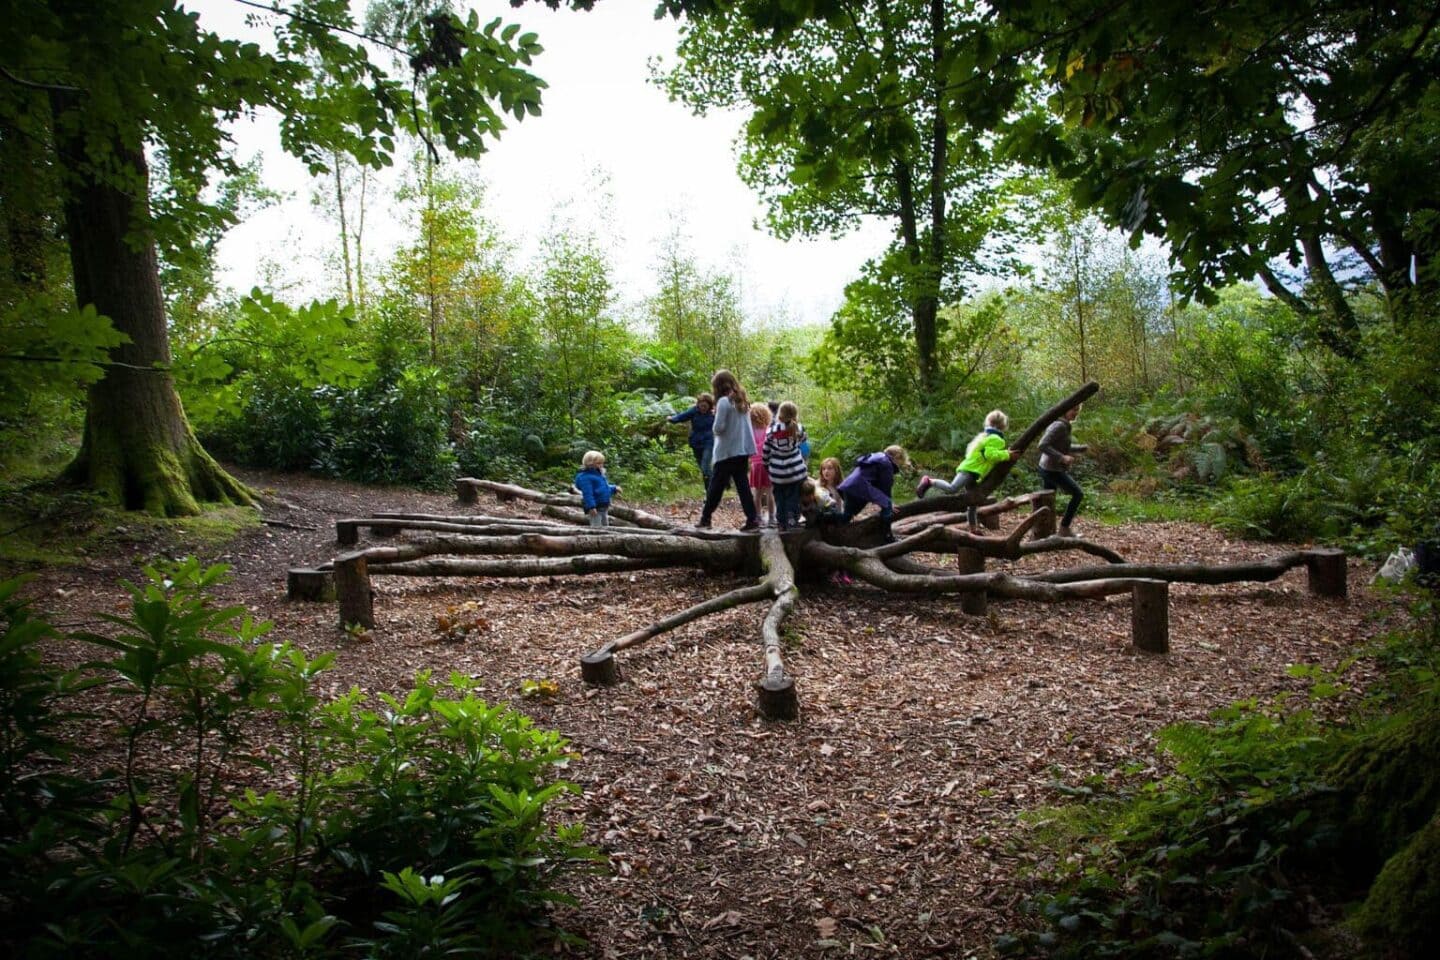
[712,395,758,461]
[1039,419,1081,472]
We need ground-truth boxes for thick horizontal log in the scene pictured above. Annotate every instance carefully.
[344,531,751,570]
[337,517,582,544]
[1033,552,1307,585]
[372,511,571,527]
[541,504,636,527]
[366,556,664,578]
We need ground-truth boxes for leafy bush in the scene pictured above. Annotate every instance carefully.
[0,564,596,958]
[1006,602,1440,959]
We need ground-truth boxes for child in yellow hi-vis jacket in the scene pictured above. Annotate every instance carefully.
[915,410,1018,532]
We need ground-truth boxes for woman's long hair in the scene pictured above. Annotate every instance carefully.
[710,369,749,413]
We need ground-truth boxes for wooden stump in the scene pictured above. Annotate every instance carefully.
[956,548,987,616]
[1031,493,1057,539]
[372,524,401,539]
[336,520,359,546]
[1131,578,1169,654]
[335,555,374,629]
[1304,548,1347,598]
[580,649,619,685]
[757,671,798,720]
[455,478,478,505]
[287,567,335,602]
[980,511,1001,531]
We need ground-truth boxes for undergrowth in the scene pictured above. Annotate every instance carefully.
[0,562,599,958]
[1004,592,1440,959]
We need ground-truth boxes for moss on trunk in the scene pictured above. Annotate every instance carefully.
[1353,812,1440,956]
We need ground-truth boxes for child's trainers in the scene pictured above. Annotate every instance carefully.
[915,475,932,499]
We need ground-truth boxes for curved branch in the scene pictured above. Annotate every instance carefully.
[463,479,675,529]
[1018,536,1125,564]
[599,582,774,657]
[1033,552,1307,585]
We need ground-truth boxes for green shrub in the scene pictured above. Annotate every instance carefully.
[0,563,596,958]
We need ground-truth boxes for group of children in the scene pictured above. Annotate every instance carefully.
[580,368,1087,540]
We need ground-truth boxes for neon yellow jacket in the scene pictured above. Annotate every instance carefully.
[956,429,1010,480]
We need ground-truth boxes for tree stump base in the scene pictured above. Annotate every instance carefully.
[1131,578,1169,654]
[956,547,987,616]
[1304,548,1347,598]
[455,478,479,505]
[287,567,335,602]
[336,520,359,546]
[980,511,1001,531]
[580,650,620,685]
[756,671,798,720]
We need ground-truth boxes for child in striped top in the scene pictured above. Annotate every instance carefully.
[764,401,809,530]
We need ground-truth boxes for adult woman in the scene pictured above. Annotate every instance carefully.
[697,370,760,531]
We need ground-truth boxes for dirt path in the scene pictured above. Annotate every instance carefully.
[7,468,1398,958]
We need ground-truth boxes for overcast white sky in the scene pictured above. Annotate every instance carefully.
[202,0,893,327]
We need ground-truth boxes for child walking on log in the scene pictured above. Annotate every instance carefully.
[697,370,760,531]
[575,450,621,527]
[666,392,715,488]
[764,401,809,530]
[749,402,776,526]
[1037,402,1088,537]
[839,445,909,542]
[916,410,1018,533]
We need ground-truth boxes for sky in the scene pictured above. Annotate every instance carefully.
[202,0,894,327]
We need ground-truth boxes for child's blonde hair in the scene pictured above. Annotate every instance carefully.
[884,445,909,468]
[800,478,817,500]
[581,450,606,468]
[749,403,772,428]
[819,457,843,487]
[985,410,1008,430]
[777,400,798,424]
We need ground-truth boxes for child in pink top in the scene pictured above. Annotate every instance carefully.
[749,403,775,526]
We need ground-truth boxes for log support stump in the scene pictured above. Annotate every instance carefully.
[1131,578,1169,654]
[455,478,478,505]
[956,548,988,616]
[580,649,620,685]
[1031,492,1057,539]
[757,670,798,720]
[1304,548,1347,598]
[335,554,375,630]
[336,520,359,547]
[287,567,335,602]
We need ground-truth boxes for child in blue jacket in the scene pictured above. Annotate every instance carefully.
[575,450,621,527]
[666,392,716,487]
[839,445,909,542]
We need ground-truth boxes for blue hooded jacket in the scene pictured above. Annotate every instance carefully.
[574,466,617,510]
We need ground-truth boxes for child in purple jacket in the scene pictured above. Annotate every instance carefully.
[838,445,909,542]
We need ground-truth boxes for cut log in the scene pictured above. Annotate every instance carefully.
[1305,548,1347,598]
[287,567,335,602]
[455,477,479,504]
[580,650,619,685]
[956,548,987,616]
[367,556,662,578]
[335,554,374,630]
[465,479,673,529]
[1131,579,1170,654]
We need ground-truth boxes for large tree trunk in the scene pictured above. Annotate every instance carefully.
[51,94,250,515]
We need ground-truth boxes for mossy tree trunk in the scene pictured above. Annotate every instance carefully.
[51,95,249,516]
